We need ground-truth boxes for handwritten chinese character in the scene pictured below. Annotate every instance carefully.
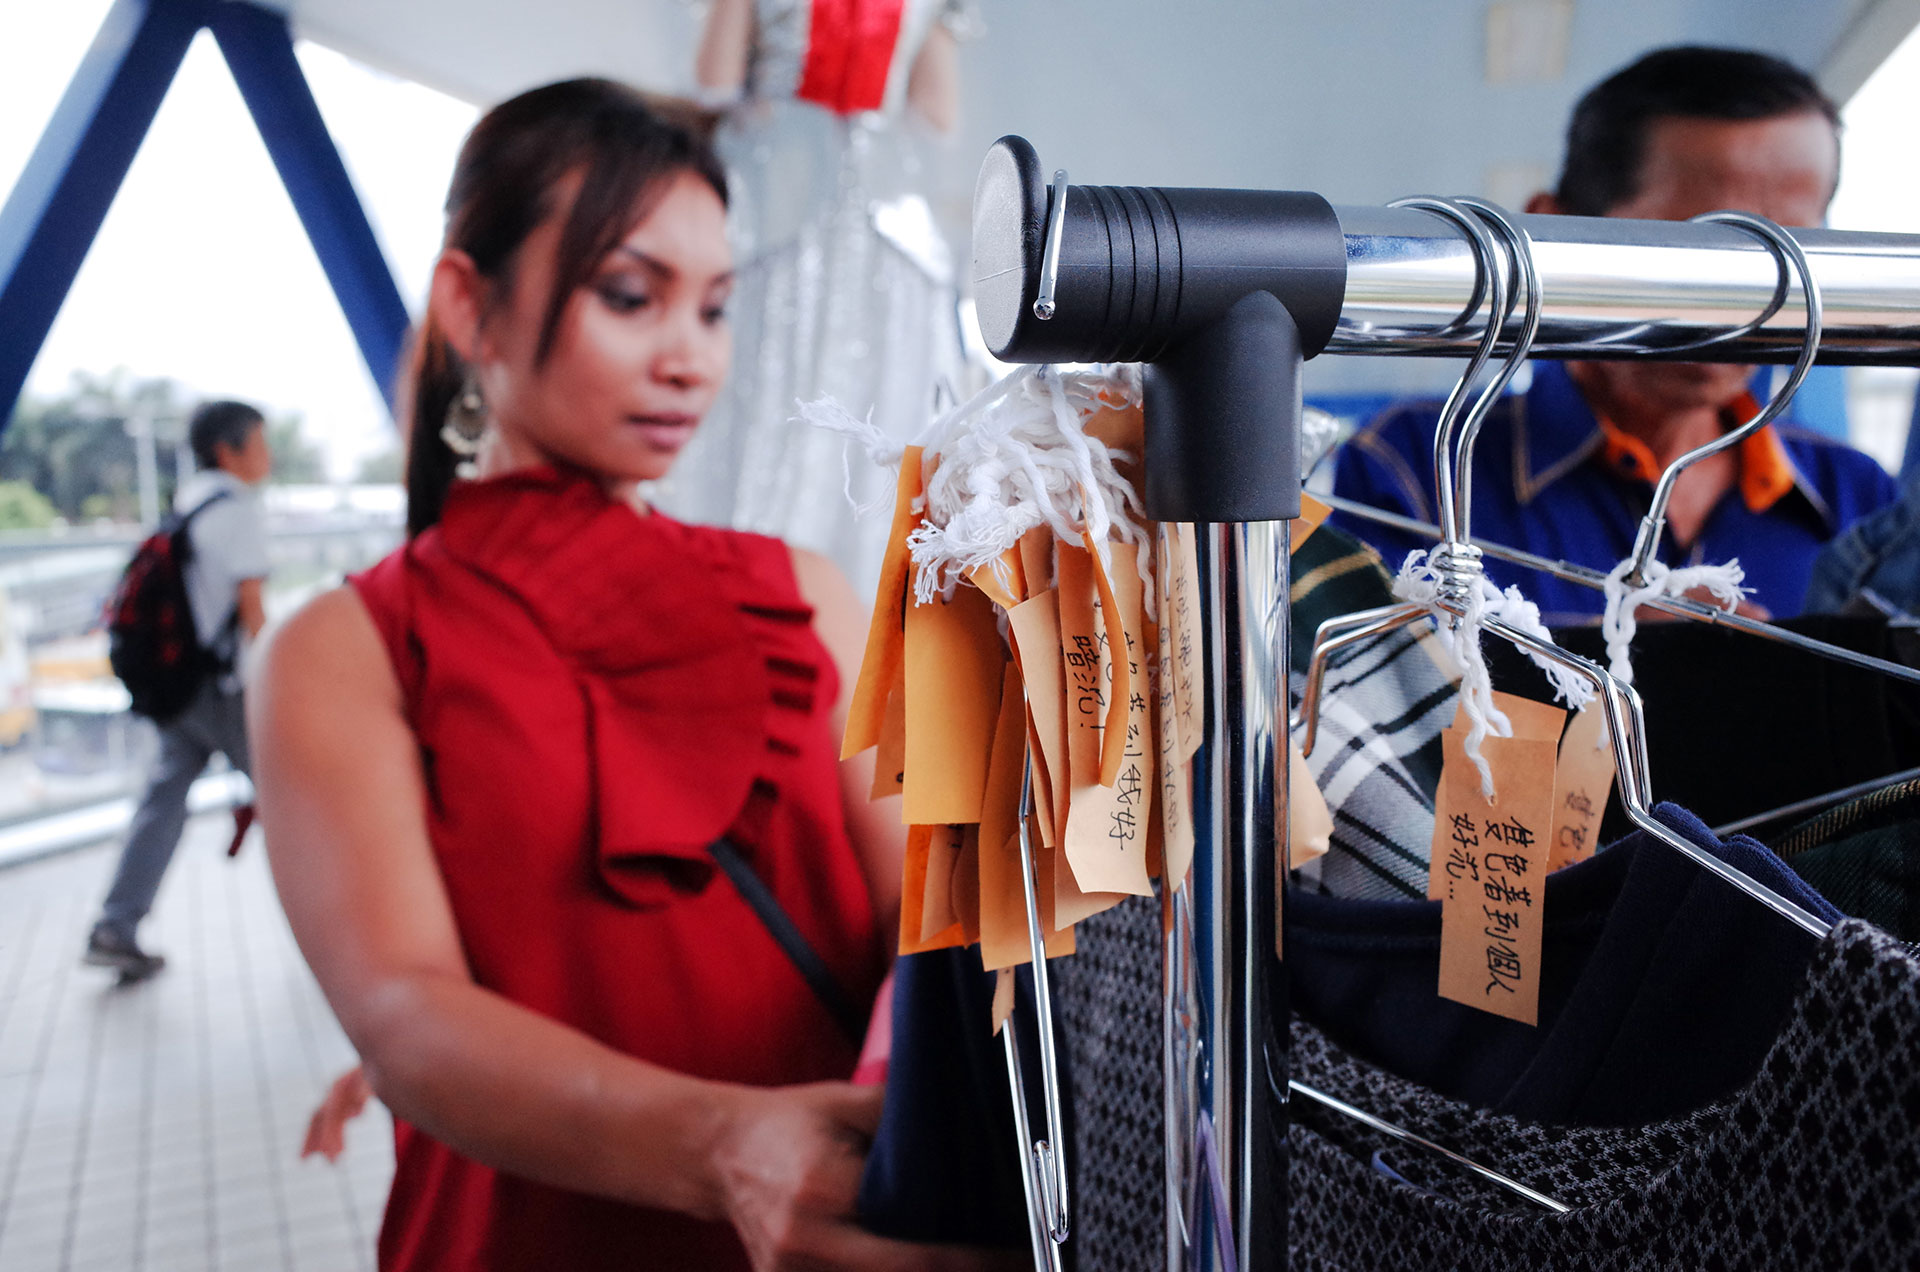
[1481,817,1537,850]
[1483,850,1531,878]
[1109,805,1138,843]
[1115,762,1145,807]
[1563,791,1593,818]
[1483,876,1533,907]
[1445,845,1479,885]
[1484,940,1523,996]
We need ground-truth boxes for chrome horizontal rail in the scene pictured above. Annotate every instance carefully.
[1331,206,1920,365]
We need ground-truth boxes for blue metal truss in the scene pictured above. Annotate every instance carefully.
[0,0,410,436]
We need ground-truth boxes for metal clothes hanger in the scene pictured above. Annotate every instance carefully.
[1612,210,1825,593]
[1291,194,1832,937]
[1311,491,1920,691]
[1000,755,1069,1267]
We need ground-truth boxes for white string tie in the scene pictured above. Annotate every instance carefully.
[1392,544,1594,798]
[803,365,1154,610]
[1600,557,1747,688]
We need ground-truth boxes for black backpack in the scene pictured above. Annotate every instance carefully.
[105,491,234,722]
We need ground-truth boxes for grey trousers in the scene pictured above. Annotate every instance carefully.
[98,681,251,941]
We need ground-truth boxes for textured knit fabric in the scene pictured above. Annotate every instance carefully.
[1290,918,1920,1270]
[1050,893,1167,1272]
[1287,526,1456,900]
[1775,777,1920,943]
[1329,360,1898,620]
[348,467,887,1272]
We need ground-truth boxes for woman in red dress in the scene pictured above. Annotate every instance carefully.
[251,80,993,1272]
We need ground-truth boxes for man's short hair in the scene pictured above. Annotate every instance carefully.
[1554,45,1841,217]
[187,400,264,470]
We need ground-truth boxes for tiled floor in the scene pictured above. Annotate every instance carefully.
[0,815,393,1271]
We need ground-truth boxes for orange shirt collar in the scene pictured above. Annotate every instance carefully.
[1593,390,1797,514]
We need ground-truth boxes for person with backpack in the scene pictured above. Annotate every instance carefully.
[86,398,272,979]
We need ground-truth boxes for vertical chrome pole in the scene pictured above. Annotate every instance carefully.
[1190,519,1287,1270]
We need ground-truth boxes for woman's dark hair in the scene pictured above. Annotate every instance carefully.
[188,399,265,469]
[1553,46,1840,217]
[403,78,727,536]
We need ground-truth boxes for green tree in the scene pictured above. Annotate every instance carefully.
[0,481,57,530]
[1,369,190,521]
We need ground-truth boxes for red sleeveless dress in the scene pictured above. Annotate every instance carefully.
[348,466,887,1271]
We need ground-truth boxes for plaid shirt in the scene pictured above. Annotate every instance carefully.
[1289,525,1454,900]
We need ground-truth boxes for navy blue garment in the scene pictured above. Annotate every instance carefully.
[856,947,1030,1248]
[1285,804,1842,1126]
[1330,361,1897,621]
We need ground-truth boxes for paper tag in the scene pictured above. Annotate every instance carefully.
[1060,542,1155,897]
[1430,691,1561,1025]
[1081,534,1133,785]
[843,447,923,759]
[953,825,981,944]
[899,825,966,954]
[1428,693,1565,898]
[870,673,906,802]
[991,966,1016,1035]
[920,823,964,942]
[966,547,1026,612]
[1168,523,1205,762]
[979,663,1036,971]
[1550,704,1616,871]
[1018,526,1054,596]
[1293,494,1332,551]
[1156,589,1196,890]
[1008,591,1072,850]
[1288,742,1332,868]
[902,583,1006,825]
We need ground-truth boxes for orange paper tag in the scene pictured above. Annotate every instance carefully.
[967,548,1027,611]
[991,966,1016,1035]
[1008,591,1072,850]
[1293,494,1332,550]
[870,674,906,802]
[1168,523,1205,762]
[902,584,1006,825]
[899,825,966,954]
[1550,704,1616,871]
[1060,542,1155,897]
[979,664,1037,970]
[843,447,923,759]
[1156,586,1196,890]
[1430,691,1562,1025]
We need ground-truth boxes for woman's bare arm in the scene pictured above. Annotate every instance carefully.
[790,549,905,937]
[696,0,755,95]
[904,26,959,133]
[251,586,983,1270]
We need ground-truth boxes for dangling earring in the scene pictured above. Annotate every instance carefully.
[441,375,489,479]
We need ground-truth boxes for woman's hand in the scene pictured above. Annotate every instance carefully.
[711,1082,1024,1272]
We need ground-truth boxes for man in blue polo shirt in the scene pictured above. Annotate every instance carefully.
[1331,46,1897,623]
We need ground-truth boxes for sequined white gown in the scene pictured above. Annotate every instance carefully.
[655,0,966,593]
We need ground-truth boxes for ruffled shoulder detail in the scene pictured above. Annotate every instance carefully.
[437,466,782,907]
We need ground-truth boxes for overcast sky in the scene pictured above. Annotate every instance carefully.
[2,5,1918,480]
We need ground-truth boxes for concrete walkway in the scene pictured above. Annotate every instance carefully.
[0,816,393,1271]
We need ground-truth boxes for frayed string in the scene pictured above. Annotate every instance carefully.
[1392,547,1594,799]
[1600,557,1747,690]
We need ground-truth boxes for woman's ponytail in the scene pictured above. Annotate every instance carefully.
[402,312,465,538]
